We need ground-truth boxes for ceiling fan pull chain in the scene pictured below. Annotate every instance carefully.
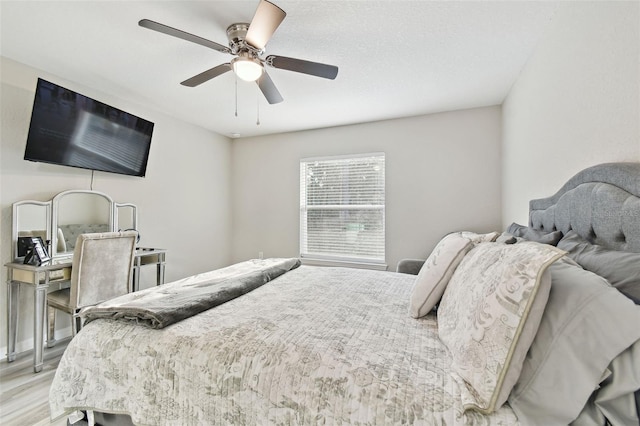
[235,76,238,117]
[256,90,261,126]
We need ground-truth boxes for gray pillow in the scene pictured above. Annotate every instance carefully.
[508,258,640,425]
[507,222,563,246]
[557,231,640,301]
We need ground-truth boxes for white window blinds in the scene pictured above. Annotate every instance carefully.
[300,153,385,264]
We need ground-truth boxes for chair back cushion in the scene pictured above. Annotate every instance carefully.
[70,231,137,310]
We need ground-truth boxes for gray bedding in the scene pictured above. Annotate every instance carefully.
[81,258,301,329]
[525,162,640,425]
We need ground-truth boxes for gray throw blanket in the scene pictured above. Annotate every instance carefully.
[82,258,301,329]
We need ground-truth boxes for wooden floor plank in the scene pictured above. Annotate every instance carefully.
[0,339,70,426]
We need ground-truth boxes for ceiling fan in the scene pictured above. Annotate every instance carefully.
[139,0,338,105]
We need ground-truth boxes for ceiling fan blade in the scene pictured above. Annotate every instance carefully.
[266,55,338,80]
[245,0,286,50]
[256,71,284,104]
[181,63,232,87]
[139,19,231,54]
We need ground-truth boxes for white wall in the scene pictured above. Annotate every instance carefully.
[502,1,640,226]
[1,57,233,355]
[231,106,503,271]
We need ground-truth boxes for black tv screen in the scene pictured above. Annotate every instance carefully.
[24,78,154,177]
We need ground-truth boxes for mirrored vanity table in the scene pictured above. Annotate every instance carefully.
[6,190,167,372]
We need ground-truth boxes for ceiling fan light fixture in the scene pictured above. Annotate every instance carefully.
[139,0,338,105]
[232,56,263,82]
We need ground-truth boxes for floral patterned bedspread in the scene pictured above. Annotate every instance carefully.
[50,265,519,425]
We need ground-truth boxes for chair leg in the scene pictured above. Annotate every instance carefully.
[72,314,83,336]
[47,305,56,348]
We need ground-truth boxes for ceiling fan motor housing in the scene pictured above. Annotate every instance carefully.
[227,23,262,55]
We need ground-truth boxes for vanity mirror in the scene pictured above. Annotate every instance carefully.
[52,190,113,258]
[116,203,138,235]
[13,200,52,258]
[12,190,138,261]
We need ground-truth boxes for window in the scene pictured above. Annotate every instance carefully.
[300,153,385,266]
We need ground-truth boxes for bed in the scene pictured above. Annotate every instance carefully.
[49,162,640,426]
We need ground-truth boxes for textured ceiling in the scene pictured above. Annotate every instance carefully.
[0,1,562,139]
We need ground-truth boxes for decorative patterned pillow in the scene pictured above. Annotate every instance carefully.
[437,241,565,413]
[409,233,474,318]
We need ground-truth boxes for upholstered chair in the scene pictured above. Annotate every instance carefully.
[46,231,137,346]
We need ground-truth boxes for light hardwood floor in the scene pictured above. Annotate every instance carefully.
[0,339,70,426]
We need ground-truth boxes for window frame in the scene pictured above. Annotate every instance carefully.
[299,152,386,269]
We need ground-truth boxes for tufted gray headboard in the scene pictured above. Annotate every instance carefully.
[529,162,640,253]
[58,223,111,251]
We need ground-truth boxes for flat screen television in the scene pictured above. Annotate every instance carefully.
[24,78,154,177]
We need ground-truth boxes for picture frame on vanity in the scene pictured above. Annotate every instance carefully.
[23,236,51,266]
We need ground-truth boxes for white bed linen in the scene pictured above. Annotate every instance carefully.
[50,265,519,425]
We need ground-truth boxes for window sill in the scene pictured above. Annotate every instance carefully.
[300,257,388,271]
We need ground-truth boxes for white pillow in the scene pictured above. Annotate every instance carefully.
[409,233,474,318]
[437,241,565,413]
